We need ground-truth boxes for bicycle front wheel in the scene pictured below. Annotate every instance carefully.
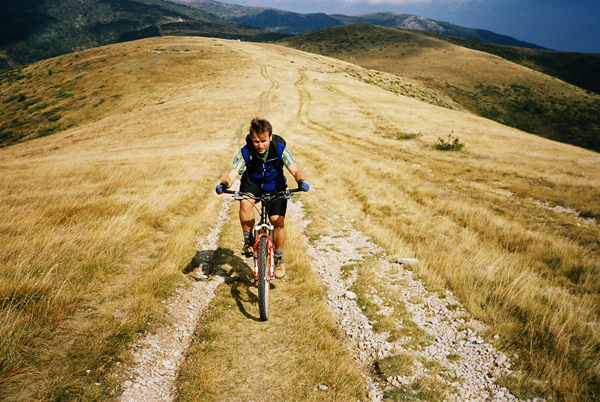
[257,236,270,321]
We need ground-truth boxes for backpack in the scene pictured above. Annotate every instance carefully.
[241,134,286,170]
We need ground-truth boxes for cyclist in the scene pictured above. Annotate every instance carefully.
[216,118,310,279]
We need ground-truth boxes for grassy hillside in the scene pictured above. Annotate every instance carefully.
[0,0,283,67]
[422,32,600,95]
[279,24,600,152]
[1,37,600,401]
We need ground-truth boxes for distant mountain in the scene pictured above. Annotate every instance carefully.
[419,31,600,95]
[173,1,599,95]
[230,10,344,35]
[0,0,285,67]
[333,13,547,50]
[172,0,546,49]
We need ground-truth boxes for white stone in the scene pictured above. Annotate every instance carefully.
[345,291,357,300]
[495,352,507,367]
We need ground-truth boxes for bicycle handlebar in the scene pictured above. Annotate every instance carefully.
[222,188,302,201]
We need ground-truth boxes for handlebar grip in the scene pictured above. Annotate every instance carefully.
[223,189,236,194]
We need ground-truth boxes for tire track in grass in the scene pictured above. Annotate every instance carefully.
[118,198,231,402]
[288,200,537,402]
[117,56,280,402]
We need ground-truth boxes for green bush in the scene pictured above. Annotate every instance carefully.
[434,133,465,151]
[37,126,58,137]
[2,93,27,103]
[0,130,14,140]
[56,91,74,99]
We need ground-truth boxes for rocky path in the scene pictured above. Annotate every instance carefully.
[118,199,231,402]
[117,195,543,402]
[288,200,543,402]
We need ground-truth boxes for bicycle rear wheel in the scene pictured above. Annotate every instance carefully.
[257,236,270,321]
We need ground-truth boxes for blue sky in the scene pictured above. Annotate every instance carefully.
[224,0,600,53]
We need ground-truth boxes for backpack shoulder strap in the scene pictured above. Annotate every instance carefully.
[241,145,252,165]
[272,134,286,161]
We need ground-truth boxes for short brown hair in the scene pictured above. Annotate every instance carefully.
[249,118,272,136]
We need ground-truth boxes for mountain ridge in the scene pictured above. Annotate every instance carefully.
[173,0,547,49]
[0,0,285,66]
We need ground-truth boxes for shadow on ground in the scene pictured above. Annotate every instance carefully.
[184,247,277,322]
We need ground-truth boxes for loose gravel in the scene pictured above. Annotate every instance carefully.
[117,196,545,402]
[118,199,231,402]
[287,199,545,402]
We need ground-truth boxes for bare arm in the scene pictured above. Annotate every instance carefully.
[286,163,305,184]
[221,169,240,188]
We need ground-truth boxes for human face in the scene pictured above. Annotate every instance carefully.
[251,130,271,155]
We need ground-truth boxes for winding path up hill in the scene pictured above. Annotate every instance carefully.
[1,37,599,401]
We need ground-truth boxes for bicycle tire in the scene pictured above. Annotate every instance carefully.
[257,236,270,321]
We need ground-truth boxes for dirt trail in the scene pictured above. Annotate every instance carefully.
[116,40,544,402]
[118,199,231,402]
[287,201,534,402]
[117,48,281,401]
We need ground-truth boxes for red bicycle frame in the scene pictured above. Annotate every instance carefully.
[253,232,275,280]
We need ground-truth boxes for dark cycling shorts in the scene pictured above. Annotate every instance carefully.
[240,179,287,218]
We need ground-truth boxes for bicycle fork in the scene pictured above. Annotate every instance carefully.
[253,229,275,281]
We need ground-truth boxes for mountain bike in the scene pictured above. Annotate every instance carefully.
[222,188,302,321]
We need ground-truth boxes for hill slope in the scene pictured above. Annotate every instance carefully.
[279,24,600,152]
[422,32,600,95]
[1,37,599,401]
[0,0,284,66]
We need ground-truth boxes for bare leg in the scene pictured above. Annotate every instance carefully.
[270,215,286,251]
[240,198,255,233]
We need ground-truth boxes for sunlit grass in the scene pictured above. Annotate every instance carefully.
[177,204,365,401]
[2,35,600,402]
[0,37,261,400]
[282,69,600,400]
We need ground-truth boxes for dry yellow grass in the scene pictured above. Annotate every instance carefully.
[280,24,600,152]
[1,36,599,401]
[278,66,600,401]
[178,204,365,401]
[0,37,273,400]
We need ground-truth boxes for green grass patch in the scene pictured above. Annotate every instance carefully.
[433,133,464,151]
[377,353,415,377]
[56,91,74,99]
[37,126,59,137]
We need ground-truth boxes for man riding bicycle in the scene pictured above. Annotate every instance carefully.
[216,118,310,279]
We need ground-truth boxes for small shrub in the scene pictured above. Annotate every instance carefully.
[0,130,14,140]
[93,98,105,108]
[2,93,27,104]
[56,91,74,99]
[434,133,464,151]
[48,115,61,122]
[37,126,58,137]
[395,132,422,140]
[42,108,61,117]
